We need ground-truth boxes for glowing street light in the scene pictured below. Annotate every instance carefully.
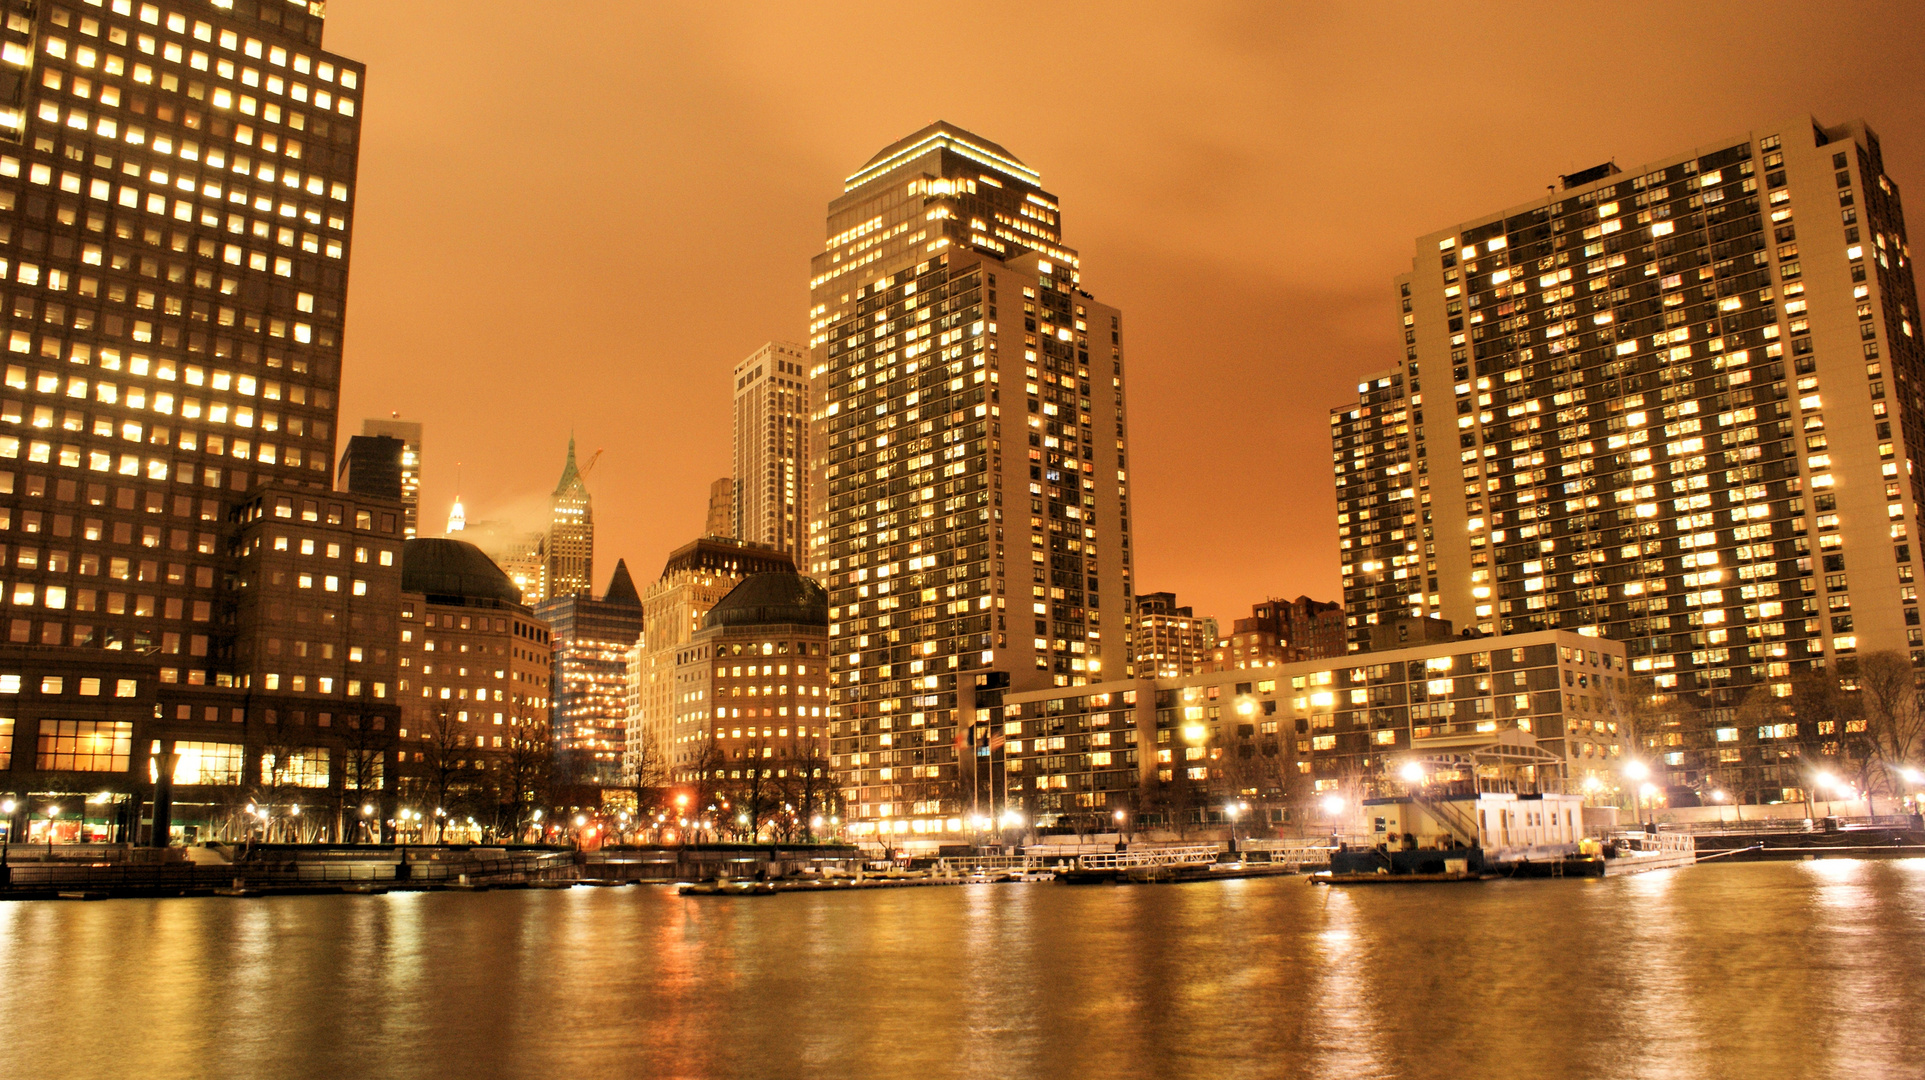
[1400,761,1425,784]
[1320,794,1344,818]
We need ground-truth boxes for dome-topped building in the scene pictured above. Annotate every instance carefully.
[702,572,828,631]
[668,570,831,791]
[401,537,526,607]
[396,537,552,814]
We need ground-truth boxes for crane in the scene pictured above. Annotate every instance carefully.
[581,448,604,479]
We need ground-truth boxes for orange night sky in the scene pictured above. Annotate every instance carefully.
[321,1,1925,624]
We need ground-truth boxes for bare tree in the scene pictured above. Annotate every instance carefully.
[1790,668,1860,815]
[788,735,836,843]
[339,714,388,842]
[623,735,672,842]
[1852,650,1925,813]
[502,715,552,842]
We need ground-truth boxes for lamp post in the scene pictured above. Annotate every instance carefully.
[1815,773,1838,818]
[46,804,59,856]
[1623,760,1650,825]
[361,803,375,844]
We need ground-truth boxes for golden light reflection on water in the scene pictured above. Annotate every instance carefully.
[3,863,1925,1079]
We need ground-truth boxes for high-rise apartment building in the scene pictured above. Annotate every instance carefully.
[1334,117,1923,802]
[810,123,1136,827]
[626,535,793,779]
[0,2,389,841]
[733,340,809,556]
[545,437,592,598]
[1132,591,1217,678]
[359,417,419,538]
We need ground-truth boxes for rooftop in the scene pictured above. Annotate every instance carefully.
[401,538,523,608]
[845,121,1040,192]
[703,572,828,630]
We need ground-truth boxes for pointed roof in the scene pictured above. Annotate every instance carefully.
[844,121,1040,192]
[601,558,642,607]
[554,436,587,498]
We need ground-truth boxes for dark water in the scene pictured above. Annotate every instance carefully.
[4,860,1924,1080]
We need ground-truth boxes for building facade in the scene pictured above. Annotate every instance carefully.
[395,536,550,835]
[1334,117,1924,802]
[626,535,793,780]
[667,572,832,829]
[535,558,640,786]
[733,340,809,557]
[810,122,1137,829]
[1253,595,1347,660]
[865,628,1626,843]
[358,417,420,539]
[545,437,592,599]
[705,475,733,538]
[0,2,393,842]
[1132,591,1216,678]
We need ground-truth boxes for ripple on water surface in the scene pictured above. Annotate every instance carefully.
[3,860,1923,1080]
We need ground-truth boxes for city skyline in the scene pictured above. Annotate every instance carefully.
[318,2,1925,621]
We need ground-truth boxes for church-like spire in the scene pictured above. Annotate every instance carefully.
[554,434,586,498]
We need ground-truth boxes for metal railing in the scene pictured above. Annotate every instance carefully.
[1237,838,1341,870]
[1075,844,1221,870]
[934,855,1046,872]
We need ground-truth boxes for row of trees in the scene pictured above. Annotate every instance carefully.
[1591,648,1925,813]
[616,734,843,845]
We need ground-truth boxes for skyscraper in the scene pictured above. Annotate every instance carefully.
[0,1,393,840]
[810,123,1137,827]
[359,417,420,538]
[1333,117,1923,802]
[546,437,592,598]
[733,340,809,556]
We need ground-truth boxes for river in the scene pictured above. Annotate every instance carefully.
[3,860,1922,1079]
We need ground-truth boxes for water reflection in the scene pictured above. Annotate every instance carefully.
[2,862,1923,1079]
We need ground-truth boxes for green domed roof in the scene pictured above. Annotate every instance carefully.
[401,538,522,606]
[703,572,828,630]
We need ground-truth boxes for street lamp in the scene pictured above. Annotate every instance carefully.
[1400,760,1425,785]
[1815,772,1839,816]
[46,804,59,856]
[1623,760,1650,825]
